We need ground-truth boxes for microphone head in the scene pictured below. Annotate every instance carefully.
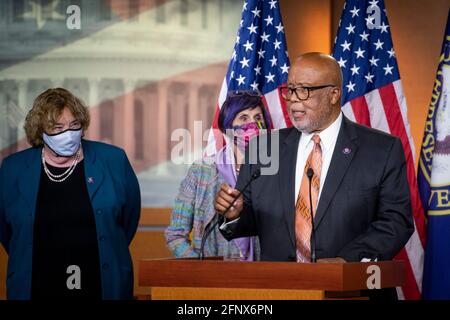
[307,168,314,179]
[251,168,261,179]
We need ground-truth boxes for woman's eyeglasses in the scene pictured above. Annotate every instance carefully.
[227,89,262,98]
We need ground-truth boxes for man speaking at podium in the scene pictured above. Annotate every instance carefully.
[214,53,414,268]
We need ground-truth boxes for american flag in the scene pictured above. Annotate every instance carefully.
[332,0,427,299]
[206,0,291,154]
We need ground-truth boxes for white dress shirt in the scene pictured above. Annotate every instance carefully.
[294,112,343,204]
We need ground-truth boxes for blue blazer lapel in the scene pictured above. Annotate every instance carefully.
[82,140,105,201]
[18,148,42,218]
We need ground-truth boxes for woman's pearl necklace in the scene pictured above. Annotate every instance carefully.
[42,148,81,183]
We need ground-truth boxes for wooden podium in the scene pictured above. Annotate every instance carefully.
[139,258,405,300]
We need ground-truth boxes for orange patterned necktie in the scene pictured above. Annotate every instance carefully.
[295,134,322,263]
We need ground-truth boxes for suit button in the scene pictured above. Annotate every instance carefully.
[102,263,109,270]
[99,236,105,241]
[97,210,102,215]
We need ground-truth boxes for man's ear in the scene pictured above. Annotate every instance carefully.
[330,87,341,105]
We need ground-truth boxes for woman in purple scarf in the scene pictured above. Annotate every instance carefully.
[165,90,271,260]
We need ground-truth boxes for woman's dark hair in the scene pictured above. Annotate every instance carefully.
[217,90,272,133]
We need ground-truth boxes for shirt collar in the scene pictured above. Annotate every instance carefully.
[299,112,343,153]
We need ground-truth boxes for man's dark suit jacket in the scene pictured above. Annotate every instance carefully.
[219,116,414,263]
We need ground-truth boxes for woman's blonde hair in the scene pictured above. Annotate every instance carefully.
[24,88,90,147]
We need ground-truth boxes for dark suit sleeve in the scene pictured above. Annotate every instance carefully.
[0,159,10,253]
[337,138,414,262]
[219,142,259,240]
[120,151,141,244]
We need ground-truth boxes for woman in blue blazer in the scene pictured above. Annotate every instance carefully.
[0,88,141,300]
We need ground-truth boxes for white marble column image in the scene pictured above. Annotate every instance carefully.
[0,84,7,150]
[157,81,168,171]
[16,79,28,147]
[123,78,137,164]
[144,84,158,164]
[188,82,201,161]
[51,78,64,89]
[17,79,27,114]
[87,78,100,140]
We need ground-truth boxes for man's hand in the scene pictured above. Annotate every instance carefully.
[317,257,347,263]
[214,183,243,221]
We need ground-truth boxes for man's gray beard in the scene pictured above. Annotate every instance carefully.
[289,110,332,134]
[291,119,320,134]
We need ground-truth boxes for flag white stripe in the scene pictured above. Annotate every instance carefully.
[205,78,228,156]
[365,89,391,134]
[404,222,424,293]
[392,80,424,294]
[341,102,356,122]
[396,287,405,300]
[218,77,228,108]
[390,80,424,294]
[393,80,416,163]
[264,89,287,129]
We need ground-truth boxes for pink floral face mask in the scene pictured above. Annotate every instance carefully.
[233,121,265,150]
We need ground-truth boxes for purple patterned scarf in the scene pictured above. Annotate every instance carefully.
[215,144,254,261]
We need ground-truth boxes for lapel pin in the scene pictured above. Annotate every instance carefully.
[342,147,352,155]
[88,177,95,184]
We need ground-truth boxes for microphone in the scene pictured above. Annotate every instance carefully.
[306,168,317,263]
[199,168,261,260]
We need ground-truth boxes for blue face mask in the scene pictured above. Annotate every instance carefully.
[43,128,82,157]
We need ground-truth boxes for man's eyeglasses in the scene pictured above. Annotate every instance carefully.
[280,84,335,101]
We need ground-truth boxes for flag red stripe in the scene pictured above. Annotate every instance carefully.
[378,84,427,247]
[350,96,371,127]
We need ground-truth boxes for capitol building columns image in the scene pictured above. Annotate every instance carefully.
[0,0,241,205]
